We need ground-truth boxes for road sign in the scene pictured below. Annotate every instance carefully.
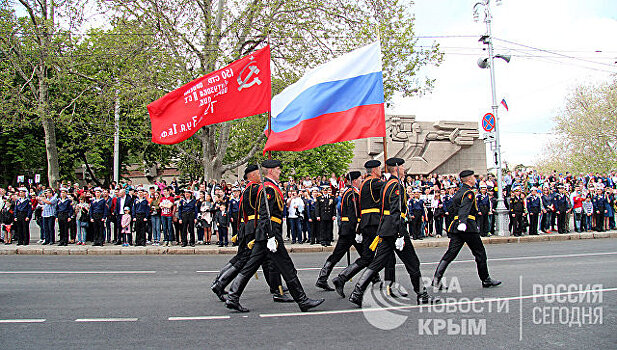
[482,113,495,132]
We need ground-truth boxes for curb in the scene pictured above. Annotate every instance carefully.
[1,231,616,256]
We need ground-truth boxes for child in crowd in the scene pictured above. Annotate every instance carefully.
[215,202,229,247]
[582,195,594,232]
[121,207,132,247]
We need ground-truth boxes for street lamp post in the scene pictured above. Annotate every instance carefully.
[475,0,510,236]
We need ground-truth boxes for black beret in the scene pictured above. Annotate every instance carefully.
[347,171,361,181]
[459,170,474,178]
[364,159,381,169]
[385,157,405,166]
[244,164,258,176]
[262,159,282,169]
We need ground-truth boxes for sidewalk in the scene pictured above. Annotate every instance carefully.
[1,231,616,255]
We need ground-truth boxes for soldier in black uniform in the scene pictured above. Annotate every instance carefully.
[225,159,324,313]
[316,186,336,246]
[211,165,292,303]
[348,158,438,307]
[331,160,399,298]
[315,171,364,291]
[432,170,501,290]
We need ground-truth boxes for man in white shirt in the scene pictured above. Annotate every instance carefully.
[288,190,305,244]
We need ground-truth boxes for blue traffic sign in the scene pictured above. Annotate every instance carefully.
[482,113,495,132]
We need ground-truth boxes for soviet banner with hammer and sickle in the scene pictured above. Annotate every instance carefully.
[148,45,271,145]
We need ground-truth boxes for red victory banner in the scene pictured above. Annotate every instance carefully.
[148,46,271,144]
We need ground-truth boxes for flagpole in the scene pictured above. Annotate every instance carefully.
[267,34,272,160]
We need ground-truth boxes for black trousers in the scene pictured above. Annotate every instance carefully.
[58,216,70,244]
[226,232,283,292]
[230,213,239,244]
[557,211,568,233]
[439,232,489,281]
[510,212,524,235]
[326,234,363,265]
[411,210,423,239]
[528,212,539,235]
[181,213,195,245]
[353,226,395,281]
[594,212,604,231]
[135,214,148,246]
[477,209,489,236]
[92,217,105,245]
[235,236,299,297]
[367,235,422,293]
[14,217,30,245]
[320,220,333,244]
[426,209,434,235]
[310,220,320,244]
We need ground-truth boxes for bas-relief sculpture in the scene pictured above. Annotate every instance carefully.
[351,115,487,175]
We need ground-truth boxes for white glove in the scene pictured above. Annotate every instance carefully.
[355,234,363,244]
[457,223,467,232]
[267,236,278,253]
[395,236,405,251]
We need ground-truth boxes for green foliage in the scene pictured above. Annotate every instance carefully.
[270,142,355,179]
[537,79,617,174]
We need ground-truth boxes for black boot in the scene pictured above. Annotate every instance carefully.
[431,260,450,291]
[482,277,502,288]
[315,261,335,291]
[287,277,324,312]
[211,263,233,289]
[332,262,363,298]
[348,269,376,307]
[225,273,251,313]
[212,264,239,302]
[416,288,440,305]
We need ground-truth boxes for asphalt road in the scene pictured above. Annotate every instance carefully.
[1,239,615,349]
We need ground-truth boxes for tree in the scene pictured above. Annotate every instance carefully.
[0,1,86,188]
[537,79,617,174]
[100,0,442,180]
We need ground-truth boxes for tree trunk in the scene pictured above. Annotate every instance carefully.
[38,68,60,188]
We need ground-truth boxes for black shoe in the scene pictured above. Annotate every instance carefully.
[115,241,122,245]
[332,276,346,298]
[482,277,502,288]
[181,242,187,247]
[315,261,335,291]
[386,281,408,298]
[190,243,195,247]
[42,242,49,245]
[417,290,440,304]
[212,264,239,302]
[272,293,294,303]
[298,297,325,312]
[225,297,250,313]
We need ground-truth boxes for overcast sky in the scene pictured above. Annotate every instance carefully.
[388,0,617,168]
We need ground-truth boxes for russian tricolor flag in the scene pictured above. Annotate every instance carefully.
[264,42,386,152]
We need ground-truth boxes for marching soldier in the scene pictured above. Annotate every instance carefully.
[89,188,109,246]
[315,171,364,291]
[316,186,336,246]
[331,160,399,299]
[225,159,324,313]
[526,187,542,235]
[56,187,74,246]
[14,187,32,246]
[432,170,501,290]
[476,184,491,237]
[348,158,438,307]
[211,165,292,303]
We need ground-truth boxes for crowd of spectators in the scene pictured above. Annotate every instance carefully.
[0,169,615,247]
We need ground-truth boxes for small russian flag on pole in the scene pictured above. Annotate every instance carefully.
[500,98,509,111]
